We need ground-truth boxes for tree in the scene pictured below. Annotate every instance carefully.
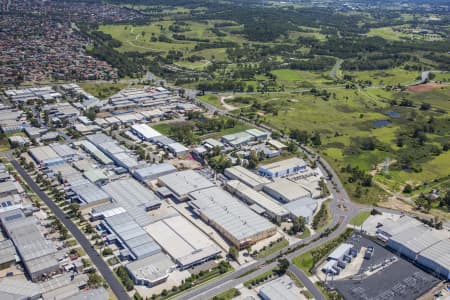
[287,141,298,153]
[289,217,306,235]
[403,184,413,193]
[311,132,322,146]
[88,272,103,288]
[228,246,239,261]
[276,258,289,275]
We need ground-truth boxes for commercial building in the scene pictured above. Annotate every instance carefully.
[224,166,271,191]
[328,243,354,263]
[83,169,109,185]
[86,133,139,170]
[282,197,318,223]
[146,215,221,269]
[49,143,77,162]
[0,181,23,197]
[221,131,254,147]
[158,170,215,201]
[69,182,111,207]
[132,163,177,182]
[188,187,277,249]
[387,224,449,261]
[0,239,16,270]
[130,124,162,142]
[102,212,161,261]
[0,277,42,300]
[167,142,189,157]
[225,180,289,222]
[126,252,174,286]
[263,178,311,203]
[102,179,161,226]
[202,138,224,150]
[1,210,59,281]
[259,277,301,300]
[246,128,268,141]
[417,239,450,280]
[29,146,65,167]
[78,140,113,165]
[258,157,307,179]
[376,216,422,241]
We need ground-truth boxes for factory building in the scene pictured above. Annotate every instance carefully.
[29,146,65,167]
[131,124,162,142]
[417,239,450,280]
[157,170,215,201]
[86,133,139,170]
[0,239,16,270]
[224,166,271,191]
[146,215,221,269]
[126,253,174,287]
[49,143,78,162]
[167,142,189,157]
[376,215,422,241]
[225,180,289,222]
[386,224,449,261]
[132,163,177,183]
[258,157,307,179]
[78,141,113,165]
[188,187,277,249]
[202,138,224,150]
[259,277,300,300]
[282,197,318,223]
[69,182,111,208]
[0,210,59,281]
[102,212,161,261]
[102,179,161,226]
[263,178,311,203]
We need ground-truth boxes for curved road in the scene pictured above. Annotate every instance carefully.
[10,158,130,300]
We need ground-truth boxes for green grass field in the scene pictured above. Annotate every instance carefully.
[79,82,129,99]
[350,211,371,226]
[345,68,420,86]
[367,26,412,41]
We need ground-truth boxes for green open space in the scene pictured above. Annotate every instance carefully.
[79,82,129,99]
[350,211,371,226]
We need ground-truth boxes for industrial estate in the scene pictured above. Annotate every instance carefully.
[0,0,449,300]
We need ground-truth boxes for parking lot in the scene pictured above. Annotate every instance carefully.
[328,236,440,300]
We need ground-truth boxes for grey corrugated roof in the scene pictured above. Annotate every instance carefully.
[71,182,111,205]
[418,239,450,272]
[189,187,276,242]
[158,170,215,198]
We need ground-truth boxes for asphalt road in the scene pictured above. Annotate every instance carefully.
[10,158,130,300]
[289,264,326,300]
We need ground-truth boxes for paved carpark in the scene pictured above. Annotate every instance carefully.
[327,236,440,300]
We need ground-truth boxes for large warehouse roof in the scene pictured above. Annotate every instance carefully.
[389,224,449,254]
[378,216,422,238]
[70,182,111,206]
[263,178,311,202]
[226,180,288,218]
[158,170,215,199]
[418,239,450,274]
[259,277,300,300]
[102,178,160,210]
[133,163,177,181]
[29,146,60,163]
[126,252,173,285]
[145,215,220,268]
[102,179,160,226]
[283,197,318,221]
[103,212,161,260]
[224,166,270,190]
[259,157,307,173]
[189,187,276,243]
[79,141,113,165]
[131,124,162,140]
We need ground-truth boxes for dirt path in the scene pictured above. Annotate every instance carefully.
[220,95,238,111]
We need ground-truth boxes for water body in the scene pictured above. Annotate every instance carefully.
[385,111,400,117]
[373,120,392,127]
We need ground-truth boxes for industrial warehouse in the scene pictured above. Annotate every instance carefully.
[189,187,277,249]
[157,170,216,201]
[145,214,221,269]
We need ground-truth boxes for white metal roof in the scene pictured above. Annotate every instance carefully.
[158,170,215,198]
[225,166,271,189]
[131,123,162,140]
